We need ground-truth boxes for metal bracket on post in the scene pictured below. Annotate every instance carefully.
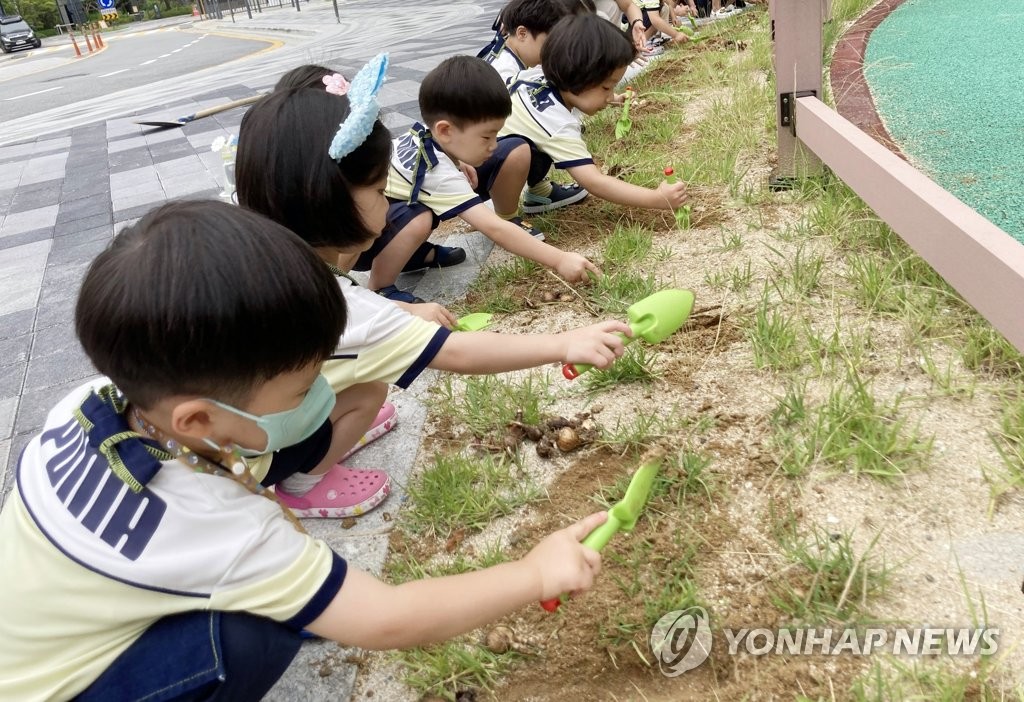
[780,90,817,135]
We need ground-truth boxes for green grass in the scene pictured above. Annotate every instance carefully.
[580,346,659,393]
[986,392,1024,512]
[435,373,552,441]
[597,409,712,454]
[397,641,521,702]
[747,291,803,371]
[601,223,654,266]
[602,223,651,266]
[851,658,1019,702]
[403,453,543,539]
[387,541,509,585]
[771,513,889,625]
[586,269,659,315]
[770,373,933,480]
[704,260,754,293]
[599,533,703,649]
[594,446,715,512]
[768,243,825,299]
[462,257,542,314]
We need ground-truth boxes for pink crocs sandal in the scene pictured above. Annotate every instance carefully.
[276,464,391,519]
[341,401,398,462]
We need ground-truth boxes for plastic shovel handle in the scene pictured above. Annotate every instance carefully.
[562,332,635,380]
[540,516,622,611]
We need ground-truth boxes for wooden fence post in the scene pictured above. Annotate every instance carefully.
[771,0,825,188]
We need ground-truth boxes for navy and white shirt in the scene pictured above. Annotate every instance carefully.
[499,67,595,169]
[0,379,347,700]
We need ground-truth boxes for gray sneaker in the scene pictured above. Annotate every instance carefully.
[522,182,589,214]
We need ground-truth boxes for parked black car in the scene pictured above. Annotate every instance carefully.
[0,15,42,53]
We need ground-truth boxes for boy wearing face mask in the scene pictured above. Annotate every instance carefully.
[0,200,607,701]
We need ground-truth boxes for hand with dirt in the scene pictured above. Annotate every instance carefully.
[394,301,457,329]
[657,180,689,210]
[670,30,691,44]
[555,252,601,283]
[523,511,607,601]
[559,320,632,369]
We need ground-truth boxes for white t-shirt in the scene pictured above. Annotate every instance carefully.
[385,124,483,220]
[323,274,450,391]
[0,378,345,700]
[486,45,527,85]
[499,67,595,169]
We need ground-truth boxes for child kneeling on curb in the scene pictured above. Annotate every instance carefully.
[361,55,599,303]
[0,200,607,701]
[497,14,689,214]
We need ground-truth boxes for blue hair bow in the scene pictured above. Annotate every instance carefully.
[328,53,389,161]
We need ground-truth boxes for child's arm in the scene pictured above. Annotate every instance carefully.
[649,9,689,42]
[567,163,688,211]
[430,320,631,374]
[615,0,648,50]
[460,204,600,283]
[306,512,606,649]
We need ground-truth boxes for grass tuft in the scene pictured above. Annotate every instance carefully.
[404,453,543,539]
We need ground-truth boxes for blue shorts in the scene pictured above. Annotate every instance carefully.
[353,138,552,271]
[75,611,301,702]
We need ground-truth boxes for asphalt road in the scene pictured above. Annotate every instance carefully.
[0,27,271,121]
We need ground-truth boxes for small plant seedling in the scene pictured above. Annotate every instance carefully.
[664,167,693,229]
[615,87,635,140]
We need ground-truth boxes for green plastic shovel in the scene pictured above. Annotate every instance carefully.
[540,453,664,611]
[664,167,693,229]
[562,288,695,379]
[614,88,635,140]
[453,313,493,332]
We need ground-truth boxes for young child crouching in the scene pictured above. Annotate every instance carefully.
[0,200,607,701]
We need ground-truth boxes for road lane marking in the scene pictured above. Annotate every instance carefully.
[141,59,157,65]
[4,86,62,101]
[159,54,171,58]
[99,69,129,77]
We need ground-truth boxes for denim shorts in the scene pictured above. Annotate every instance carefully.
[74,611,301,702]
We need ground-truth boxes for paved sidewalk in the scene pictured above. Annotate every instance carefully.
[0,1,499,700]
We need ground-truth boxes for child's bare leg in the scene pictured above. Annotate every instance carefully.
[489,143,532,217]
[367,212,434,291]
[308,382,389,476]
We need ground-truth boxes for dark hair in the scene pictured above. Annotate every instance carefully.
[541,14,637,94]
[274,63,334,91]
[497,0,594,33]
[420,56,512,128]
[498,0,588,36]
[235,85,392,249]
[75,201,346,409]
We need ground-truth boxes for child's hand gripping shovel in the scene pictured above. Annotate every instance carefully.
[664,167,692,229]
[615,88,636,140]
[453,313,493,332]
[540,451,664,612]
[563,288,695,379]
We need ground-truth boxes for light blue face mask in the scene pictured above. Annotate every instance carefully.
[203,374,335,457]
